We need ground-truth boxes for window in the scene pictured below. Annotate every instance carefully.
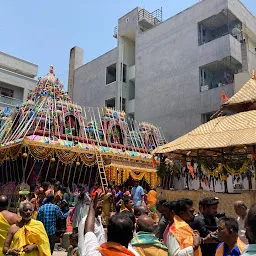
[121,63,127,83]
[201,112,215,124]
[106,64,116,85]
[129,81,135,100]
[0,87,13,98]
[121,98,126,112]
[105,98,115,109]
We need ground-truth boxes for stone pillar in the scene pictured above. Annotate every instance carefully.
[68,46,84,101]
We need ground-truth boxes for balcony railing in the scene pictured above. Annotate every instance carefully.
[0,95,23,107]
[138,8,162,29]
[113,26,118,38]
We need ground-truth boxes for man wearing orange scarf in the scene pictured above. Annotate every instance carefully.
[81,193,139,256]
[215,217,246,256]
[166,198,201,256]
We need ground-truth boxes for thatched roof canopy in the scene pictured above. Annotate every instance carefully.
[222,78,256,112]
[152,110,256,159]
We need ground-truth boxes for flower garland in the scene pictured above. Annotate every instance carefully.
[56,150,77,164]
[29,145,52,160]
[0,149,8,163]
[224,160,248,175]
[122,169,130,182]
[202,163,222,177]
[9,144,22,159]
[144,172,151,185]
[80,153,96,166]
[129,170,145,181]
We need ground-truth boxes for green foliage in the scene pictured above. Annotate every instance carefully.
[157,154,180,178]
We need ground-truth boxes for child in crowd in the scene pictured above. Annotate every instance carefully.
[67,233,79,256]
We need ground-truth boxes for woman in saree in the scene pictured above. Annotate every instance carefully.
[147,188,158,223]
[101,186,113,226]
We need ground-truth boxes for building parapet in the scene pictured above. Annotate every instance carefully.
[0,51,38,78]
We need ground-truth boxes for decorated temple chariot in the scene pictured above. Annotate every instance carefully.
[0,66,166,195]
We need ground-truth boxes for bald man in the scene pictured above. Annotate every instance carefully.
[134,205,148,218]
[0,195,19,255]
[131,215,168,255]
[234,200,248,244]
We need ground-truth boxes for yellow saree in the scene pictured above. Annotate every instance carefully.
[10,219,51,256]
[0,212,10,256]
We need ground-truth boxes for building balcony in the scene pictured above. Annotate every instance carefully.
[138,8,162,31]
[0,95,23,108]
[199,56,242,93]
[0,51,38,78]
[128,65,135,81]
[200,83,234,114]
[199,34,242,67]
[127,99,135,114]
[0,68,36,91]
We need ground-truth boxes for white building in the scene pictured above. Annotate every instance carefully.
[0,51,38,109]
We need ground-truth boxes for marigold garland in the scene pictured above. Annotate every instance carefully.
[129,170,145,181]
[224,160,248,175]
[9,144,22,159]
[56,150,77,164]
[202,163,222,177]
[80,153,96,166]
[0,149,8,163]
[28,145,52,160]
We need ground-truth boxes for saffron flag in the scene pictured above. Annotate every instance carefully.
[221,91,229,101]
[152,156,157,168]
[187,164,194,179]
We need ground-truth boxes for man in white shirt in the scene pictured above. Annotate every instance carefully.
[164,199,201,256]
[234,201,249,244]
[78,202,106,256]
[81,193,139,256]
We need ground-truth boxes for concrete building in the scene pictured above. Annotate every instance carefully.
[0,51,38,109]
[69,0,256,141]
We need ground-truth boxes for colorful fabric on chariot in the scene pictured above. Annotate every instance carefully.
[10,219,51,256]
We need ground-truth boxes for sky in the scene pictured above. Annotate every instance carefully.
[0,0,255,90]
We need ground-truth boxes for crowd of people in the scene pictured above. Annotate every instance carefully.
[0,179,256,256]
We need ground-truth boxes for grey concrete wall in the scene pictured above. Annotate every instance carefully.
[135,0,230,141]
[73,48,118,108]
[228,0,256,36]
[0,68,36,103]
[0,81,24,100]
[200,83,234,113]
[199,34,241,67]
[118,8,139,37]
[247,38,256,72]
[0,51,38,78]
